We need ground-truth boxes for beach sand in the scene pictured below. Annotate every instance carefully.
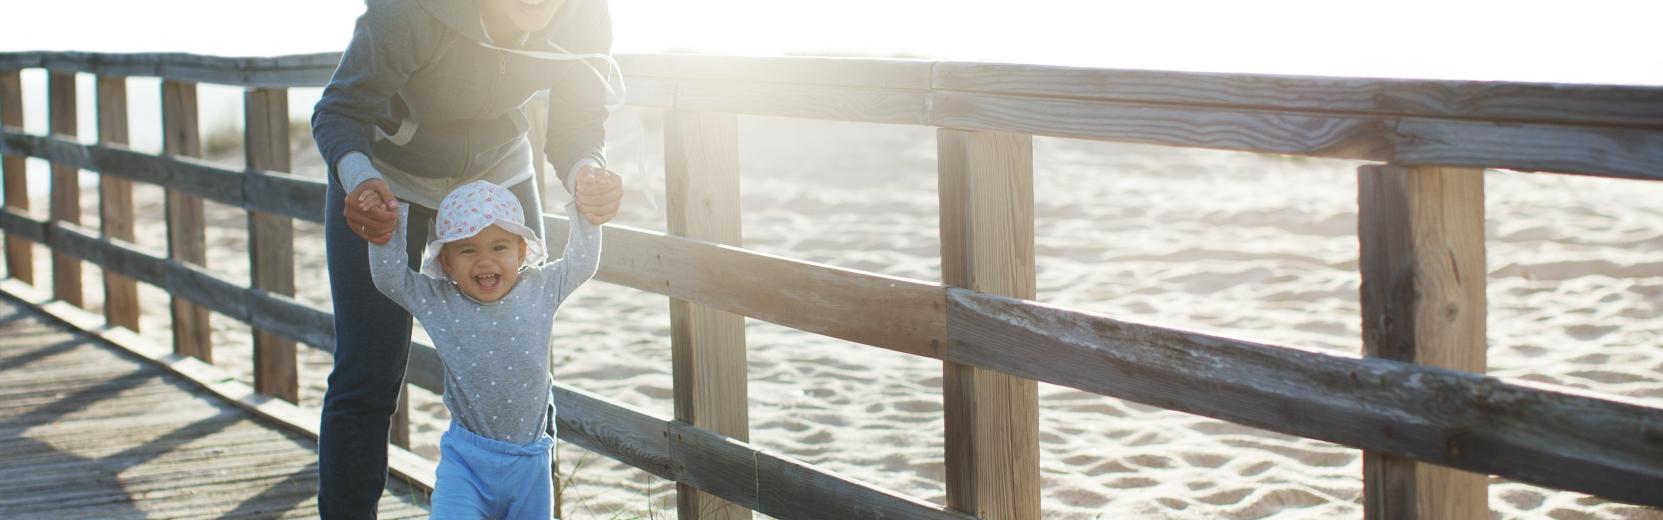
[29,108,1662,519]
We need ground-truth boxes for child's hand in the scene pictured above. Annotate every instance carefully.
[574,166,622,225]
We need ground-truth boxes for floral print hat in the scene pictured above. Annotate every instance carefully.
[419,180,548,279]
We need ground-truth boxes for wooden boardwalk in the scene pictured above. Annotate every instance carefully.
[0,297,430,519]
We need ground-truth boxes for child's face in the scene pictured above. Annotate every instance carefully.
[438,225,528,303]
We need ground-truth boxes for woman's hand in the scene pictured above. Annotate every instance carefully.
[345,178,399,244]
[574,165,622,225]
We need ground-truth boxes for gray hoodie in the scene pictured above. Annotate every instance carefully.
[313,0,612,198]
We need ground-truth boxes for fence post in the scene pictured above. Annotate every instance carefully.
[97,75,139,330]
[937,128,1040,519]
[1358,164,1488,519]
[664,110,751,520]
[49,72,82,307]
[162,80,212,362]
[0,71,29,284]
[244,87,297,402]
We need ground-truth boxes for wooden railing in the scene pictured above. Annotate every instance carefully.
[1,50,1660,519]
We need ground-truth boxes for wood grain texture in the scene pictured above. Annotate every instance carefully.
[48,72,81,306]
[0,132,247,207]
[545,216,949,359]
[930,91,1395,161]
[244,87,296,403]
[3,51,1660,178]
[0,130,327,223]
[161,80,211,362]
[667,420,977,520]
[944,288,1663,508]
[664,110,751,520]
[0,207,447,398]
[0,51,341,88]
[1358,165,1487,519]
[0,71,30,283]
[937,128,1040,519]
[96,75,138,331]
[1392,118,1663,181]
[932,62,1663,129]
[554,385,674,479]
[0,279,439,502]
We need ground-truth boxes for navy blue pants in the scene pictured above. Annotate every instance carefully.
[318,174,544,519]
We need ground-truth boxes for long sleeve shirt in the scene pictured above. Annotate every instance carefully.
[313,0,613,206]
[368,203,601,444]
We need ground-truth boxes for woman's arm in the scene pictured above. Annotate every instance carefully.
[542,0,615,195]
[312,1,442,178]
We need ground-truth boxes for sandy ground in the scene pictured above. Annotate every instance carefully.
[22,108,1662,519]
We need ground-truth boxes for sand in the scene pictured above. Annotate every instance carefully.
[29,108,1661,519]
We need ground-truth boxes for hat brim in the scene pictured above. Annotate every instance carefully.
[418,219,549,280]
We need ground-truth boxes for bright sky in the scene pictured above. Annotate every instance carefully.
[1,0,1660,85]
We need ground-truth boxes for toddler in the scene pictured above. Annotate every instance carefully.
[364,177,605,519]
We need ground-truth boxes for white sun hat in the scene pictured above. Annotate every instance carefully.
[419,181,548,279]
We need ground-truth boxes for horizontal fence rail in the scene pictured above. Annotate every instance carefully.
[2,51,1661,179]
[3,168,1660,508]
[3,50,1662,517]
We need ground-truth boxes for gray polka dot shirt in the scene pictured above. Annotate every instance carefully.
[369,202,600,444]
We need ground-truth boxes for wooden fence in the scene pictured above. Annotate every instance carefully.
[1,50,1661,519]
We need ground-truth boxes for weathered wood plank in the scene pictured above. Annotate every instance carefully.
[943,288,1663,508]
[0,51,341,88]
[673,80,927,125]
[1392,118,1663,181]
[545,216,948,359]
[244,87,297,403]
[0,209,450,397]
[0,132,248,207]
[0,71,30,283]
[1358,164,1488,519]
[0,278,439,494]
[932,62,1663,129]
[162,80,212,362]
[96,74,139,330]
[247,290,334,353]
[753,446,973,520]
[0,290,430,518]
[242,170,325,222]
[0,208,46,245]
[664,109,750,520]
[552,384,673,479]
[930,91,1396,161]
[937,128,1039,519]
[48,72,81,306]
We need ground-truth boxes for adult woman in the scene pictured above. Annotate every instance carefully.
[311,0,622,516]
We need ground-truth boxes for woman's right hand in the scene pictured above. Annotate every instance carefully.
[345,178,399,244]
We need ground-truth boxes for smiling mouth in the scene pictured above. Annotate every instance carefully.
[474,273,502,292]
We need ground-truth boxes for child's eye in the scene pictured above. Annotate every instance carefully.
[492,245,508,252]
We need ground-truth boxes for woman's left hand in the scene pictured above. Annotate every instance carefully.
[574,164,622,225]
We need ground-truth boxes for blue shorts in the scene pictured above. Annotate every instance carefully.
[430,421,554,519]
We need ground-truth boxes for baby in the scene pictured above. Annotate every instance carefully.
[363,177,605,519]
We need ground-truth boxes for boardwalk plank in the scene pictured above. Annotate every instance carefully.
[0,297,428,518]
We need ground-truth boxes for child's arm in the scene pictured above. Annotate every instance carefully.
[367,204,445,310]
[541,200,603,304]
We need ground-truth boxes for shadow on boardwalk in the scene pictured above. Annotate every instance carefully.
[0,299,429,519]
